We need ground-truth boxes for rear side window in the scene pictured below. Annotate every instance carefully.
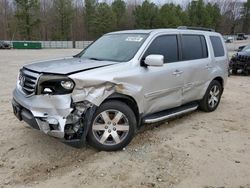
[210,36,225,57]
[181,35,208,61]
[143,35,178,63]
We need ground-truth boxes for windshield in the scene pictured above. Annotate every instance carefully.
[80,33,148,62]
[242,45,250,53]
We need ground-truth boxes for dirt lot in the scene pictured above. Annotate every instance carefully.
[0,49,250,188]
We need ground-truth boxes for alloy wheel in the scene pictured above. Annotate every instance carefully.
[208,85,220,108]
[92,110,130,146]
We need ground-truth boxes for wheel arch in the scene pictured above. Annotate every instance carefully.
[103,93,141,127]
[213,76,224,93]
[200,76,224,101]
[199,76,224,112]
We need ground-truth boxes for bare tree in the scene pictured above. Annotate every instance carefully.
[0,0,14,40]
[215,0,243,34]
[39,0,53,40]
[72,0,85,41]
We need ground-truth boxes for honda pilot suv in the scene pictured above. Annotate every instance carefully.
[12,27,228,151]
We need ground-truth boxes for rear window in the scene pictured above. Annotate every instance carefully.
[181,35,208,61]
[210,36,225,57]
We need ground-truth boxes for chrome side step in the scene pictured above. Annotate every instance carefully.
[143,105,198,124]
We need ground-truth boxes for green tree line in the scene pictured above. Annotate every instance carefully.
[0,0,249,41]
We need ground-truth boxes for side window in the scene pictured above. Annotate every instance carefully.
[181,35,208,61]
[210,36,225,57]
[143,35,178,63]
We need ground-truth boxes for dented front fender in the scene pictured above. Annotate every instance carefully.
[70,76,144,113]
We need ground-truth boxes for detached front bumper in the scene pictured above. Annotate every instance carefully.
[12,88,73,139]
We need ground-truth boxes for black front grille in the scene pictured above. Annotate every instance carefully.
[237,55,250,62]
[19,69,40,95]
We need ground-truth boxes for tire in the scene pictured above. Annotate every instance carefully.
[87,100,136,151]
[199,80,222,112]
[243,66,249,76]
[232,69,237,75]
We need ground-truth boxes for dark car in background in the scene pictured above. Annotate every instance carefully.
[238,45,246,52]
[236,33,248,40]
[0,41,11,49]
[230,45,250,75]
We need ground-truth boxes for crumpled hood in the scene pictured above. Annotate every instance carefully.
[24,57,117,75]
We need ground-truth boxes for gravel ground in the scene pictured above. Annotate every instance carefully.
[0,49,250,188]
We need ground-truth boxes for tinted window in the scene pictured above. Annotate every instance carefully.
[143,35,178,63]
[210,36,225,57]
[181,35,208,61]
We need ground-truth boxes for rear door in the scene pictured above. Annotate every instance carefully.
[179,34,211,104]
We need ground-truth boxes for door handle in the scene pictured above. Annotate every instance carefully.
[172,70,183,75]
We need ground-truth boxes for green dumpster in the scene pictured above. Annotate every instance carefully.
[13,42,42,49]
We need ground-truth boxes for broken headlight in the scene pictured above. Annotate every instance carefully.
[37,75,75,95]
[61,80,74,90]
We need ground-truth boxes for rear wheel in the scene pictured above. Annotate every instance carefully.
[87,100,136,151]
[199,80,222,112]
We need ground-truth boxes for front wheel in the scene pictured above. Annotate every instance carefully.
[199,80,223,112]
[87,100,136,151]
[232,69,237,75]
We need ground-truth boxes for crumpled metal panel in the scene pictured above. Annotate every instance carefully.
[70,75,144,113]
[13,88,73,138]
[71,82,116,105]
[68,61,145,112]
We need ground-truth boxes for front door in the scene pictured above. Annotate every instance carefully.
[140,34,184,114]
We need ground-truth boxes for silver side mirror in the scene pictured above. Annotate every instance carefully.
[144,55,164,67]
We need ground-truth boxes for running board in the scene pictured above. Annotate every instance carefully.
[143,103,198,124]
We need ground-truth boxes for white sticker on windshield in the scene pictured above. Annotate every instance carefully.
[126,36,144,42]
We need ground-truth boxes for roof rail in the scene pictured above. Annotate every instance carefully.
[177,26,215,32]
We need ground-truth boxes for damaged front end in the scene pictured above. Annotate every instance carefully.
[12,67,141,146]
[12,69,100,146]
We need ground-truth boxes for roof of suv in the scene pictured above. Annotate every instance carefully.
[108,28,220,36]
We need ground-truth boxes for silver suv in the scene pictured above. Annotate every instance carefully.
[12,27,228,151]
